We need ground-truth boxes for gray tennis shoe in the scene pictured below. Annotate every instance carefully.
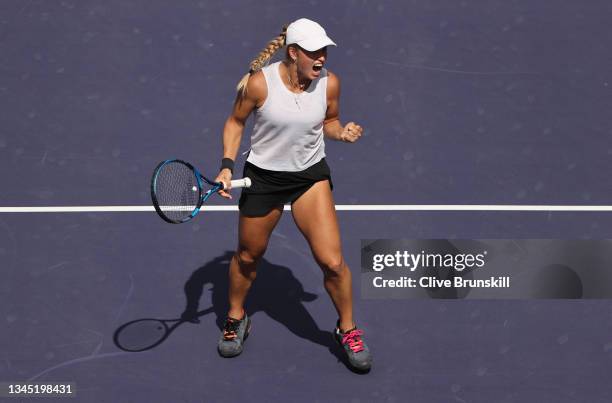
[218,313,251,358]
[334,321,372,371]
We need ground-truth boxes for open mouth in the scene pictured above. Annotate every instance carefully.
[313,62,324,72]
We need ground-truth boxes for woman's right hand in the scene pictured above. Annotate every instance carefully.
[215,168,233,199]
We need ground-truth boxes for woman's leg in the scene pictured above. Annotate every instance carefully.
[227,207,283,319]
[290,180,354,332]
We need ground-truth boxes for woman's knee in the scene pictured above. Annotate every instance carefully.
[235,246,266,268]
[318,255,347,277]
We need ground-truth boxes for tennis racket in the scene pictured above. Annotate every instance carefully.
[151,159,251,224]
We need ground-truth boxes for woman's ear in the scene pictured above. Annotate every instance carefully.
[287,45,298,62]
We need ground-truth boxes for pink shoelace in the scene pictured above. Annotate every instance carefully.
[223,318,240,340]
[341,329,365,353]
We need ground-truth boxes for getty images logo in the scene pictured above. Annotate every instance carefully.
[371,250,487,272]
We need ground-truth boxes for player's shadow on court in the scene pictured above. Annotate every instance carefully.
[181,251,348,365]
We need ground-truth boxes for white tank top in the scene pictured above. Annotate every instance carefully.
[246,61,328,172]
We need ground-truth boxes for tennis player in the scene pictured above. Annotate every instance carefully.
[214,18,372,371]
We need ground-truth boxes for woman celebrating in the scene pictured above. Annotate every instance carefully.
[214,18,372,371]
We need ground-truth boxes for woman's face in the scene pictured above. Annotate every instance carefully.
[294,46,328,80]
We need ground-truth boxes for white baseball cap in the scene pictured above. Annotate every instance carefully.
[286,18,337,52]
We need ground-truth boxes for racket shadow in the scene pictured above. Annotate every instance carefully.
[113,307,214,353]
[112,252,230,352]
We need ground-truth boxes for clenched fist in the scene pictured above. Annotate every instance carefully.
[339,122,363,143]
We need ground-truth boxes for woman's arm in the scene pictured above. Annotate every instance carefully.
[222,71,266,159]
[323,71,362,143]
[216,71,267,198]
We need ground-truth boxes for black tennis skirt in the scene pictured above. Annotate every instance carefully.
[238,158,333,217]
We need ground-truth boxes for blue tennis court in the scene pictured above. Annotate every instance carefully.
[2,1,612,402]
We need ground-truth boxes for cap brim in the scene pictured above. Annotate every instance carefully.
[297,36,337,52]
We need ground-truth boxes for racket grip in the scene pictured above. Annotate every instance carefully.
[229,177,252,189]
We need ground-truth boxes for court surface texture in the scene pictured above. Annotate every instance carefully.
[2,1,612,402]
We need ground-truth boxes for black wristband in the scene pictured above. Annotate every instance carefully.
[220,158,234,173]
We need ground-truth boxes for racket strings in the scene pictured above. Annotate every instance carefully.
[154,162,200,221]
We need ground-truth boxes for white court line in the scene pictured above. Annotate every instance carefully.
[1,205,612,213]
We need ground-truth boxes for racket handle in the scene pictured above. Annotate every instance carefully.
[229,177,252,189]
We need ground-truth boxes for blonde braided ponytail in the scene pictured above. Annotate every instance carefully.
[236,24,288,98]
